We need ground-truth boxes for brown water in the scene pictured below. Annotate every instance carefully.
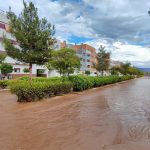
[0,77,150,150]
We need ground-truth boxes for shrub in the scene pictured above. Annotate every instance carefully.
[69,75,90,91]
[69,75,134,91]
[19,76,64,82]
[19,76,30,81]
[0,80,9,89]
[85,70,90,76]
[10,80,72,102]
[9,75,134,102]
[23,68,30,73]
[0,63,13,75]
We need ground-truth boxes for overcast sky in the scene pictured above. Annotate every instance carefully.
[1,0,150,67]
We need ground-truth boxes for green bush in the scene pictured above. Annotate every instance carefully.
[0,80,9,89]
[69,75,90,91]
[23,68,30,73]
[9,75,134,102]
[10,80,72,102]
[19,76,30,81]
[85,70,90,76]
[19,76,63,82]
[69,75,134,91]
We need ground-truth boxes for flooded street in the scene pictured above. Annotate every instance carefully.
[0,77,150,150]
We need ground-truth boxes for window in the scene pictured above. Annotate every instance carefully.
[87,65,90,68]
[87,59,90,62]
[14,68,20,73]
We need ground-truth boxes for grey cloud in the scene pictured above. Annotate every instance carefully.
[45,0,150,46]
[1,0,150,67]
[82,0,150,45]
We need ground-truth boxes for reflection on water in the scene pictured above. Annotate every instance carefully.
[106,78,150,144]
[0,77,150,150]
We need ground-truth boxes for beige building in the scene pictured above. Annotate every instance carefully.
[72,44,98,76]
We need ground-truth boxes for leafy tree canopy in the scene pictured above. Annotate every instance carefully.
[111,62,144,76]
[85,70,90,76]
[94,45,110,76]
[23,68,29,73]
[0,53,6,64]
[47,48,81,77]
[0,63,13,75]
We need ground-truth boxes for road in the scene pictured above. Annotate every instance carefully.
[0,77,150,150]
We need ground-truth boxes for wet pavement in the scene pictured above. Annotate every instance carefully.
[0,77,150,150]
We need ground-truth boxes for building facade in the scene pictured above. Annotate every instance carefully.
[110,60,122,68]
[72,44,97,75]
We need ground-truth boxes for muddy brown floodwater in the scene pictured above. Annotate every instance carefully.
[0,78,150,150]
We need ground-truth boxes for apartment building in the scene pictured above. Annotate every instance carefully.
[0,11,98,78]
[110,60,122,68]
[72,44,97,75]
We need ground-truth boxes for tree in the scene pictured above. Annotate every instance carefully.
[112,62,144,76]
[94,45,110,76]
[85,70,90,76]
[47,48,81,77]
[119,62,131,75]
[4,1,55,78]
[0,53,6,64]
[126,66,143,76]
[0,63,13,76]
[23,68,29,73]
[111,66,120,75]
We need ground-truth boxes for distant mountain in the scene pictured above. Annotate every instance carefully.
[138,68,150,72]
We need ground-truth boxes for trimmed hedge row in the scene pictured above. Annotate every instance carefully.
[8,75,135,102]
[69,75,134,91]
[10,81,73,102]
[19,76,63,82]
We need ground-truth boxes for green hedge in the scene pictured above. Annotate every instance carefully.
[69,75,134,91]
[0,80,9,89]
[9,75,135,102]
[10,81,73,102]
[19,76,63,82]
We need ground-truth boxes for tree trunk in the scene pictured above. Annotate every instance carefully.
[29,63,32,82]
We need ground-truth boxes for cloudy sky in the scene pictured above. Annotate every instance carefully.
[1,0,150,67]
